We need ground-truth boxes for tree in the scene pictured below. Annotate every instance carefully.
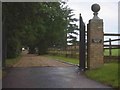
[2,2,78,58]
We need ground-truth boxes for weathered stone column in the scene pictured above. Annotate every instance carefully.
[87,4,104,69]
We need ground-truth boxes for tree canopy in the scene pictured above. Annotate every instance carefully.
[2,2,78,58]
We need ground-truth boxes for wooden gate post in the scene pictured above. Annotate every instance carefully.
[87,4,104,69]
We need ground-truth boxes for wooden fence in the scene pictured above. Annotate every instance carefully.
[48,33,120,63]
[104,33,120,62]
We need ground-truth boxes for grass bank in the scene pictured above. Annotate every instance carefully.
[46,55,79,65]
[85,63,119,88]
[6,55,21,68]
[2,55,21,78]
[47,55,119,88]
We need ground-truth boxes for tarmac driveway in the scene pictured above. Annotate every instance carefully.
[2,52,113,89]
[3,66,113,89]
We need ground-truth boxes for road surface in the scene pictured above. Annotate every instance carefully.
[2,51,113,89]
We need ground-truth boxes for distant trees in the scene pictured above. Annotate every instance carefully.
[2,2,78,58]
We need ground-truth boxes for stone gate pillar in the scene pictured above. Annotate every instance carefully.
[87,4,104,69]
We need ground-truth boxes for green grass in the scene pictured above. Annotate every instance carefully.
[46,55,79,65]
[2,55,22,78]
[49,48,120,58]
[6,55,21,67]
[2,70,7,78]
[47,55,119,88]
[85,63,119,88]
[104,49,120,56]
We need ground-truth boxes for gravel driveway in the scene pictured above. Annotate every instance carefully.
[13,51,73,67]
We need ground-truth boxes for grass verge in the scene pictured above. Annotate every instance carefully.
[2,55,21,78]
[85,62,119,88]
[46,55,79,65]
[47,55,119,88]
[104,49,120,56]
[6,55,21,68]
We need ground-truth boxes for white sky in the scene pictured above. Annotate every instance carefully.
[66,0,119,44]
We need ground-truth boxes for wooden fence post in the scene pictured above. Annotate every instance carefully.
[109,38,112,57]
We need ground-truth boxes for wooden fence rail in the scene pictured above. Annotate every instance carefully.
[104,33,120,36]
[104,39,120,42]
[104,33,120,62]
[48,33,120,63]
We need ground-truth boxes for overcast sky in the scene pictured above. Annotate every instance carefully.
[66,0,119,44]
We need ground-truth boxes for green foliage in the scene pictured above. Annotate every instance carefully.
[7,37,22,58]
[3,2,78,58]
[85,63,119,88]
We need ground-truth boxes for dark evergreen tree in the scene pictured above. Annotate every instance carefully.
[2,2,78,58]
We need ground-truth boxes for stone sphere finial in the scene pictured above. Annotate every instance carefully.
[91,4,100,13]
[91,3,100,19]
